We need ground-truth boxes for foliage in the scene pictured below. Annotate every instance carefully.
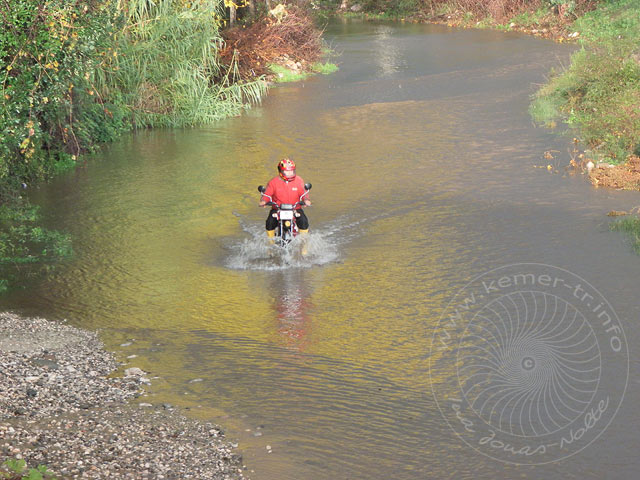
[222,5,325,80]
[1,0,122,185]
[99,0,267,128]
[531,0,640,163]
[0,458,57,479]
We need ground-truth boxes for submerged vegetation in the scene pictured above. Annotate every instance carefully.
[611,216,640,254]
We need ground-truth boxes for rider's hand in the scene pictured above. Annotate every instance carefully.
[259,200,267,207]
[304,199,312,206]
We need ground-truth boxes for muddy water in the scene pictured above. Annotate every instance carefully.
[3,20,640,480]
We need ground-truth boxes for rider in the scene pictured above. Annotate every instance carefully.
[259,158,311,242]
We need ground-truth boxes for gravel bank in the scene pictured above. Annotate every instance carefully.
[0,312,245,479]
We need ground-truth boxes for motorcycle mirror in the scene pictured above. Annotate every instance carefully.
[304,183,312,191]
[258,185,266,193]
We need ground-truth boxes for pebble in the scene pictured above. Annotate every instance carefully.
[0,312,245,479]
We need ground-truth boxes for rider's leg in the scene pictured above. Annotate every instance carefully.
[296,210,309,231]
[266,210,278,244]
[296,210,309,254]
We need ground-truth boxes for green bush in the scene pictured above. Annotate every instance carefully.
[1,0,123,185]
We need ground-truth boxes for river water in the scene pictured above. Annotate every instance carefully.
[3,19,640,479]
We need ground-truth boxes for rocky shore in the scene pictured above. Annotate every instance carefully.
[0,312,245,479]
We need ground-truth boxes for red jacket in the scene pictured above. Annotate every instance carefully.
[262,176,308,207]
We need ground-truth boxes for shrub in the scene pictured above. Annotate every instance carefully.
[1,1,121,185]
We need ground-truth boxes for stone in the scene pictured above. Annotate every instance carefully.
[124,367,146,377]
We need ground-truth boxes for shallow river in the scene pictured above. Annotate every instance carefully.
[3,19,640,480]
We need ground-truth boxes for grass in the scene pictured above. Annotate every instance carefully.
[611,217,640,254]
[312,62,339,74]
[95,0,268,128]
[269,64,309,82]
[530,0,640,164]
[509,7,548,27]
[269,61,338,83]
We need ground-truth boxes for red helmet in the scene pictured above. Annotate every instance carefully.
[278,158,296,182]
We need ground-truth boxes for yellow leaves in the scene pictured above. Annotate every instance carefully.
[42,97,49,104]
[6,65,12,72]
[19,138,30,151]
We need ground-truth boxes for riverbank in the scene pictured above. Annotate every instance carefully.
[332,1,640,189]
[0,312,245,479]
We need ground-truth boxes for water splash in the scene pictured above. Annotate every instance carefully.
[225,227,340,270]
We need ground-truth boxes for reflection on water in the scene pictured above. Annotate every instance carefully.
[373,25,405,77]
[2,19,640,480]
[270,270,313,352]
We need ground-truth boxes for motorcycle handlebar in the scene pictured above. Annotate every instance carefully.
[263,201,309,209]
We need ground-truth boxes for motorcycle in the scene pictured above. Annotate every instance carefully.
[258,183,312,247]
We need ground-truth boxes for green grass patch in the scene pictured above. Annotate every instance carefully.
[573,0,640,45]
[611,217,640,254]
[312,62,339,75]
[269,64,310,83]
[269,61,338,83]
[509,7,548,28]
[531,0,640,164]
